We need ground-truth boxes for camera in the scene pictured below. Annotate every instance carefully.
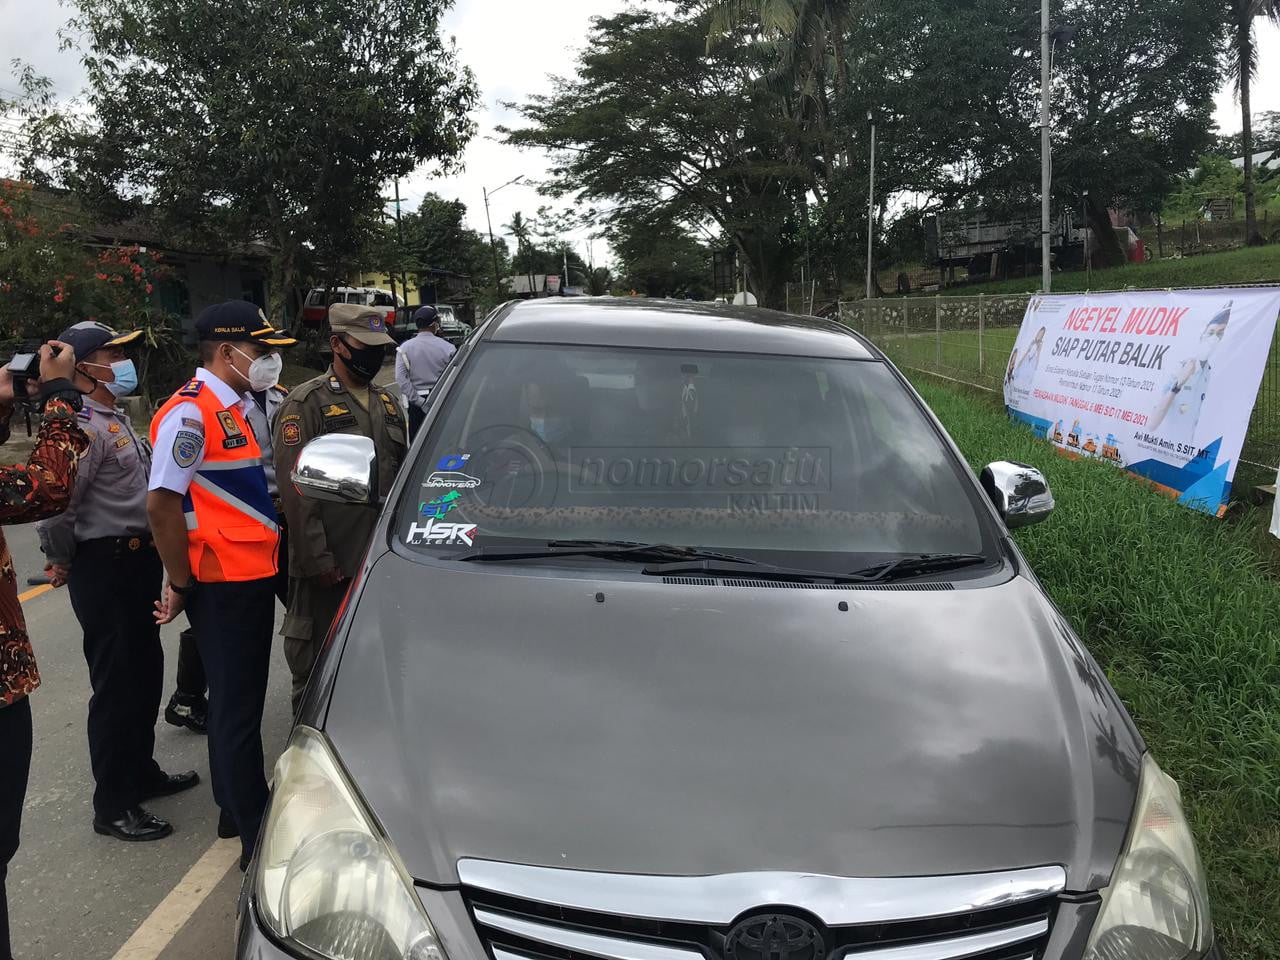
[4,341,61,397]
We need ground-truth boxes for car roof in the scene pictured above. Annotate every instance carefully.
[486,298,877,360]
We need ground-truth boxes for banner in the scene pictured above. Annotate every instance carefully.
[1002,288,1280,516]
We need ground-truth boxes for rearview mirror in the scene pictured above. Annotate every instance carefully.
[980,461,1054,529]
[291,434,376,504]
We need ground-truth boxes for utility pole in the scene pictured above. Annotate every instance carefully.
[865,110,876,301]
[483,175,524,300]
[1040,0,1051,294]
[1082,189,1091,287]
[394,178,409,311]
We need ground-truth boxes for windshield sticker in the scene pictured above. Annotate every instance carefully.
[420,490,462,519]
[424,470,481,489]
[406,518,477,547]
[435,452,471,471]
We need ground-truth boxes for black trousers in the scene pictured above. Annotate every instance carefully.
[185,578,274,861]
[0,697,32,960]
[174,522,288,702]
[408,401,427,439]
[67,538,165,818]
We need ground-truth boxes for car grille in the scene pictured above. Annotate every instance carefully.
[459,862,1060,960]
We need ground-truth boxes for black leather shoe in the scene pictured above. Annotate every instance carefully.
[164,694,207,734]
[218,809,239,839]
[93,807,173,842]
[141,770,200,800]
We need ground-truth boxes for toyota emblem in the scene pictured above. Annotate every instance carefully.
[724,914,826,960]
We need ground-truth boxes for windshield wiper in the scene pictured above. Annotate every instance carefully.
[641,558,875,583]
[451,540,762,565]
[845,553,989,583]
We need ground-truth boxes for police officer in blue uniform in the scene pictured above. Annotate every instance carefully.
[37,321,198,841]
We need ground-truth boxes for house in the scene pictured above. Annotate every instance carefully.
[45,189,274,337]
[347,270,422,307]
[502,274,562,298]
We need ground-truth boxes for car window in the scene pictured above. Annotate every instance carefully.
[372,292,395,306]
[305,290,326,307]
[396,343,992,567]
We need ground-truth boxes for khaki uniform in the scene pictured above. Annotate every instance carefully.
[273,367,407,710]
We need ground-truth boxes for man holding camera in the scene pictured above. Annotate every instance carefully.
[148,301,294,870]
[0,342,90,960]
[36,321,199,843]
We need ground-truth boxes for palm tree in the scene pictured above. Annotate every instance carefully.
[1230,0,1280,245]
[503,211,536,295]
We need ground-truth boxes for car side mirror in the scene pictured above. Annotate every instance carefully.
[980,460,1054,529]
[291,434,376,504]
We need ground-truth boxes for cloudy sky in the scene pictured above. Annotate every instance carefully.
[2,0,1277,267]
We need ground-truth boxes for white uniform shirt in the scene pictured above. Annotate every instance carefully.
[149,368,256,495]
[395,331,456,406]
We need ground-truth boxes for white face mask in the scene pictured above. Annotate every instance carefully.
[231,345,283,392]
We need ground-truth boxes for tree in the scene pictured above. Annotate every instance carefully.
[504,9,808,308]
[610,212,712,299]
[400,193,499,283]
[55,0,478,320]
[1227,0,1280,244]
[1213,111,1280,157]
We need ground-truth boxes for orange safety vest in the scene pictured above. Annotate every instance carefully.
[150,378,280,583]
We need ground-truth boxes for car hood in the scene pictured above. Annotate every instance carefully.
[324,556,1141,891]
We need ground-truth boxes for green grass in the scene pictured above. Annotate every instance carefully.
[933,245,1280,297]
[911,373,1280,958]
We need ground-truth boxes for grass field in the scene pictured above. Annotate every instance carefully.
[912,373,1280,958]
[934,245,1280,298]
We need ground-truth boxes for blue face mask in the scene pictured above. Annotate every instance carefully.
[86,358,139,398]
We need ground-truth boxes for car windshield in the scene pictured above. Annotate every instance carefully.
[396,342,993,570]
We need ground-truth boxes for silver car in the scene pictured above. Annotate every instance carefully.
[238,298,1219,960]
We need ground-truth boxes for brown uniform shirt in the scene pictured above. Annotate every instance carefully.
[272,368,407,637]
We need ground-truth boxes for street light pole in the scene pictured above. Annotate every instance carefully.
[865,111,876,302]
[1082,189,1091,287]
[483,175,524,298]
[1040,0,1051,294]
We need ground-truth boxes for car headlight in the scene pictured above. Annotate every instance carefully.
[1083,753,1213,960]
[255,726,445,960]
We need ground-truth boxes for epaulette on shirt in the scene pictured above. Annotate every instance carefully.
[77,407,93,421]
[177,379,204,398]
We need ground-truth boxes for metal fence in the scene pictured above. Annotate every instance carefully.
[839,290,1280,476]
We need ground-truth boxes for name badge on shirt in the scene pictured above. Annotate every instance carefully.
[113,434,132,449]
[217,410,249,449]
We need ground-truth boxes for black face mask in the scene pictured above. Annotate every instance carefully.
[338,341,385,383]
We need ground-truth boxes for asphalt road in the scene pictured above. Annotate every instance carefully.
[6,520,294,960]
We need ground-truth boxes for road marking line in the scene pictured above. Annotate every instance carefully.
[110,838,241,960]
[17,583,52,602]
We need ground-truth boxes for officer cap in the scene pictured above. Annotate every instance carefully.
[196,300,297,347]
[57,320,143,358]
[412,305,439,326]
[328,302,395,346]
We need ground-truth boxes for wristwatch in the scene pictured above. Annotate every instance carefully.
[170,578,197,597]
